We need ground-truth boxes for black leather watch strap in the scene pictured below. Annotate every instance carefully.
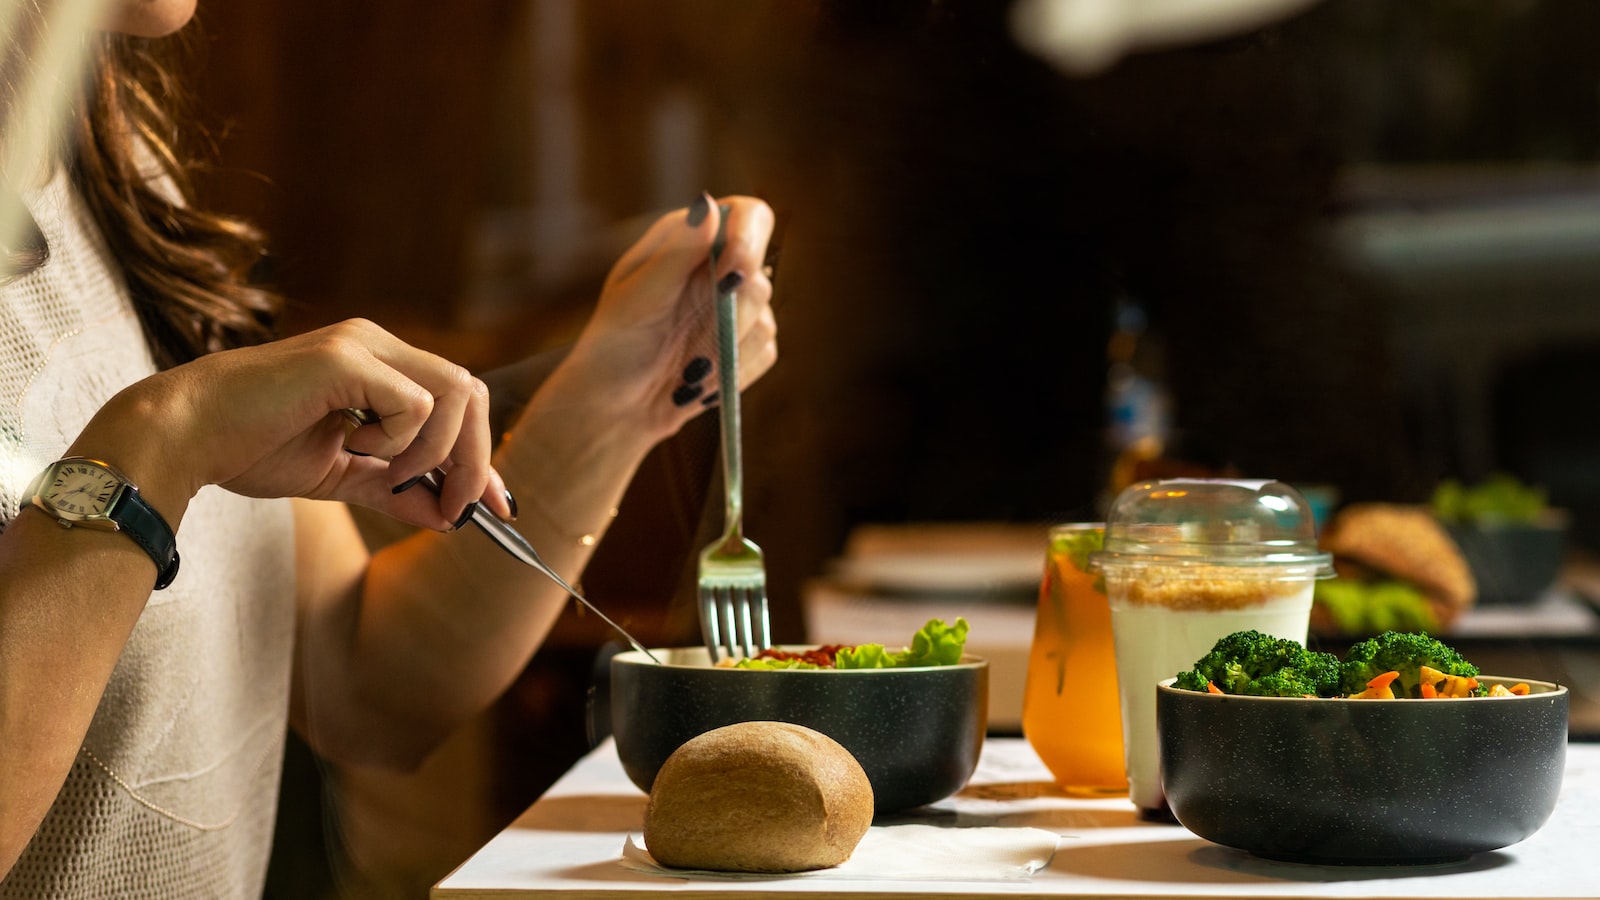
[109,486,181,590]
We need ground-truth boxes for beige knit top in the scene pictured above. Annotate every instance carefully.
[0,168,297,898]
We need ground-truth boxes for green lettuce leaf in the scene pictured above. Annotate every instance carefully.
[833,643,896,668]
[835,617,970,669]
[896,616,970,667]
[1431,473,1548,524]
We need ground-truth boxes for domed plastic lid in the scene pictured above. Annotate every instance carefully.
[1090,478,1333,577]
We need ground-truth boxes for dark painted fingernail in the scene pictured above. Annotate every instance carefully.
[682,356,712,382]
[345,449,371,457]
[452,502,478,532]
[701,392,720,407]
[671,382,704,407]
[392,474,423,494]
[716,271,744,294]
[686,193,710,227]
[504,489,519,521]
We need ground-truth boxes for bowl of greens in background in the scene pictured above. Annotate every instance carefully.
[1158,630,1569,864]
[1433,474,1569,606]
[610,619,987,813]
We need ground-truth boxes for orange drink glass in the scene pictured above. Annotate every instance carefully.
[1021,523,1127,795]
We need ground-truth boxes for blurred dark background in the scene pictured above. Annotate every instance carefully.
[181,1,1600,896]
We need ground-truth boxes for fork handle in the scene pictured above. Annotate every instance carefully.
[713,240,744,539]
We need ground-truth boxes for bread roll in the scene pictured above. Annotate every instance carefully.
[1319,502,1477,627]
[643,721,874,873]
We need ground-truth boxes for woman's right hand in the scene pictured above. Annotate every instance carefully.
[71,319,511,530]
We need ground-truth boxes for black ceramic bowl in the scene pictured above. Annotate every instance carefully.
[610,647,988,813]
[1158,676,1568,864]
[1446,518,1568,605]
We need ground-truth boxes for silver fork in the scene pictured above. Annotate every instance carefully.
[696,219,771,662]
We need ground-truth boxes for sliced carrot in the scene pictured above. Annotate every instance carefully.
[1510,683,1530,695]
[1349,670,1401,700]
[1206,680,1223,695]
[1420,682,1437,699]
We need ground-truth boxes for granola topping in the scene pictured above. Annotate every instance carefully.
[1105,567,1312,610]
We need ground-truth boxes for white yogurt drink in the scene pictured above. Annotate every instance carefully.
[1090,478,1333,819]
[1105,572,1315,817]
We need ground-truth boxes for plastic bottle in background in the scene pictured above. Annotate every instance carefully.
[1104,296,1174,496]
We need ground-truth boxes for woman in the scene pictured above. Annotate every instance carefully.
[0,1,777,895]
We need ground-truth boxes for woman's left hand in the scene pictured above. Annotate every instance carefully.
[557,193,778,442]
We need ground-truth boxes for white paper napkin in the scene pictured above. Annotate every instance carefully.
[620,823,1058,881]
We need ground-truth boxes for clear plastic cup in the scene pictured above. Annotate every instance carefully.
[1090,478,1332,819]
[1021,524,1126,796]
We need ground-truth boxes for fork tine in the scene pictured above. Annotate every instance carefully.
[735,591,756,658]
[754,593,771,651]
[720,589,741,660]
[699,591,723,663]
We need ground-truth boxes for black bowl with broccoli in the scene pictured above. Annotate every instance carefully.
[1159,630,1568,864]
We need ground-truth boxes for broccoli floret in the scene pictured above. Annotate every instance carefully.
[1338,631,1480,698]
[1173,670,1211,692]
[1242,649,1343,697]
[1174,630,1342,697]
[1245,670,1324,698]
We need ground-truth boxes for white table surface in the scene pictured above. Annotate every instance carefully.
[433,737,1600,899]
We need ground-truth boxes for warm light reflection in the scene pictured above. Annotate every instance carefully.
[2,0,116,247]
[1259,495,1292,512]
[1010,0,1321,75]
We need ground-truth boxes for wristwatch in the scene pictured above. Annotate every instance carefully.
[26,456,181,590]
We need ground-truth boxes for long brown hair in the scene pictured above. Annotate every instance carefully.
[5,15,281,369]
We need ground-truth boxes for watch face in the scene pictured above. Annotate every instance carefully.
[42,461,122,519]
